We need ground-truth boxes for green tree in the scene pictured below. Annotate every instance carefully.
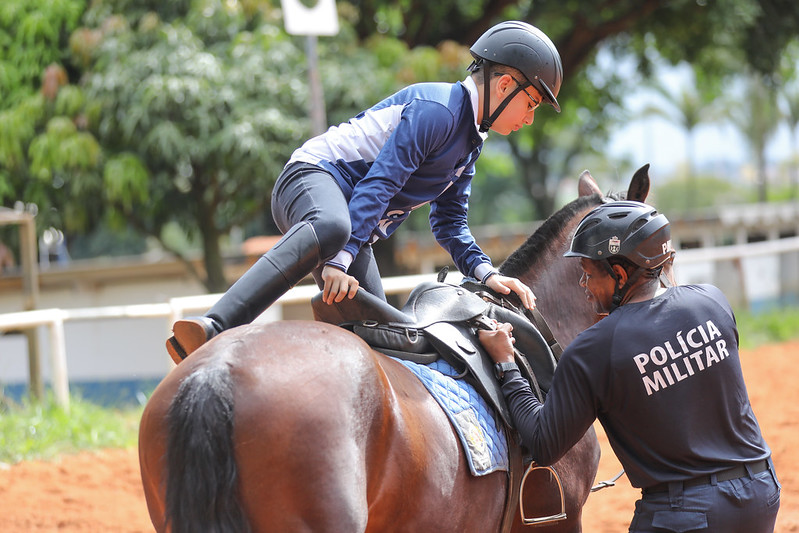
[0,0,100,238]
[6,0,799,290]
[779,44,799,200]
[0,67,103,234]
[82,5,310,291]
[783,86,799,199]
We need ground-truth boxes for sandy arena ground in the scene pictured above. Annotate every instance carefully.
[0,340,796,532]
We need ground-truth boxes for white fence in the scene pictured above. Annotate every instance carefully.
[1,236,798,409]
[674,235,799,310]
[0,274,457,409]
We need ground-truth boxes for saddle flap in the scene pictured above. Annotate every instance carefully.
[424,321,513,428]
[352,322,432,354]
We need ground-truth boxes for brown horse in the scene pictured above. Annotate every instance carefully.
[139,166,654,532]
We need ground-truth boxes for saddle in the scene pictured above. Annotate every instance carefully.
[311,280,557,428]
[312,279,566,531]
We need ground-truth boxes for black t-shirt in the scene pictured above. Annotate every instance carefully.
[501,284,771,488]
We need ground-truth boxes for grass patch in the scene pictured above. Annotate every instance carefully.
[735,306,799,350]
[0,393,143,464]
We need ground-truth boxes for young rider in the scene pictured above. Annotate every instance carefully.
[167,21,563,363]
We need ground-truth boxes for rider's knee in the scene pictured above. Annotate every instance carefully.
[313,213,352,259]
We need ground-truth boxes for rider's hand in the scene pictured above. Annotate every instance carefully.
[478,322,515,364]
[322,265,359,304]
[486,274,537,310]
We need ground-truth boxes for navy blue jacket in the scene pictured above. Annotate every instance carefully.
[288,79,491,278]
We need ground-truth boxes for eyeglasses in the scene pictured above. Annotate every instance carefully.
[511,77,541,108]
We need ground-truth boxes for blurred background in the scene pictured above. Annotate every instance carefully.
[1,0,798,406]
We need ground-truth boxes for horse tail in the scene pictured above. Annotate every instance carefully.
[164,357,250,533]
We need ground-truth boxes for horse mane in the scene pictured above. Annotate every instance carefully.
[499,193,605,278]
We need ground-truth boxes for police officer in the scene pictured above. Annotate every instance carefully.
[167,21,562,363]
[480,201,780,532]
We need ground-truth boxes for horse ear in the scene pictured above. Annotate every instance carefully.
[627,164,651,202]
[578,170,603,197]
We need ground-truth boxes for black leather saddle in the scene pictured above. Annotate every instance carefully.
[312,280,557,429]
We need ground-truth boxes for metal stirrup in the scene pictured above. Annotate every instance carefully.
[519,462,567,525]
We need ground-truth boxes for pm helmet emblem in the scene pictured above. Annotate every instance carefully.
[608,236,621,254]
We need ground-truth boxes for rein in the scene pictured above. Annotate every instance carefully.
[591,469,626,493]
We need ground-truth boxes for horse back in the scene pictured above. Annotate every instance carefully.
[140,320,506,532]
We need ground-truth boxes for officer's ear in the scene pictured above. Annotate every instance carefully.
[610,263,629,289]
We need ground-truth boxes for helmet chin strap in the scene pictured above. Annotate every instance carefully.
[601,261,646,314]
[476,60,529,133]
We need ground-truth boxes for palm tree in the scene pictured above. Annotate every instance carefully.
[642,68,720,209]
[726,72,780,203]
[781,84,799,199]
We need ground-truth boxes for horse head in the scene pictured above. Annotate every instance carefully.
[500,164,654,346]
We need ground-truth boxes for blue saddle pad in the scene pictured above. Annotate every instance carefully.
[394,358,509,476]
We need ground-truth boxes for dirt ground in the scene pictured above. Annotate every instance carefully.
[0,341,796,532]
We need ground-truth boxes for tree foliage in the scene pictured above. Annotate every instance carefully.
[80,3,311,290]
[0,70,103,234]
[0,0,86,110]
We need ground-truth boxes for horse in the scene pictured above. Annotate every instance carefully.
[139,165,655,532]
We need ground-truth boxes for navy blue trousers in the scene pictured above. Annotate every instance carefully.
[271,162,386,300]
[629,460,780,532]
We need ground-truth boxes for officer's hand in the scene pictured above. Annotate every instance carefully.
[478,322,515,364]
[322,265,359,304]
[486,274,536,309]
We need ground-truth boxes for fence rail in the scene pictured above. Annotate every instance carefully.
[0,274,458,409]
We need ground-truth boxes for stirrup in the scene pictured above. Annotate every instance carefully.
[519,462,567,525]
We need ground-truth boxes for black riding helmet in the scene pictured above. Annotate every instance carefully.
[468,21,563,132]
[565,201,673,311]
[565,201,672,268]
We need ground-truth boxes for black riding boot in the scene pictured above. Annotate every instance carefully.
[166,222,322,363]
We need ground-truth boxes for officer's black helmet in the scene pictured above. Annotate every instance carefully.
[469,21,563,113]
[565,201,673,269]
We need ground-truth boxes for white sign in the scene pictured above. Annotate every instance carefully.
[281,0,339,36]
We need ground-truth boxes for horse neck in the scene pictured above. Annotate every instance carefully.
[500,195,603,347]
[531,254,598,347]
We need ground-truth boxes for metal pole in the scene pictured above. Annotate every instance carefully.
[306,35,327,136]
[49,315,70,410]
[19,214,44,400]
